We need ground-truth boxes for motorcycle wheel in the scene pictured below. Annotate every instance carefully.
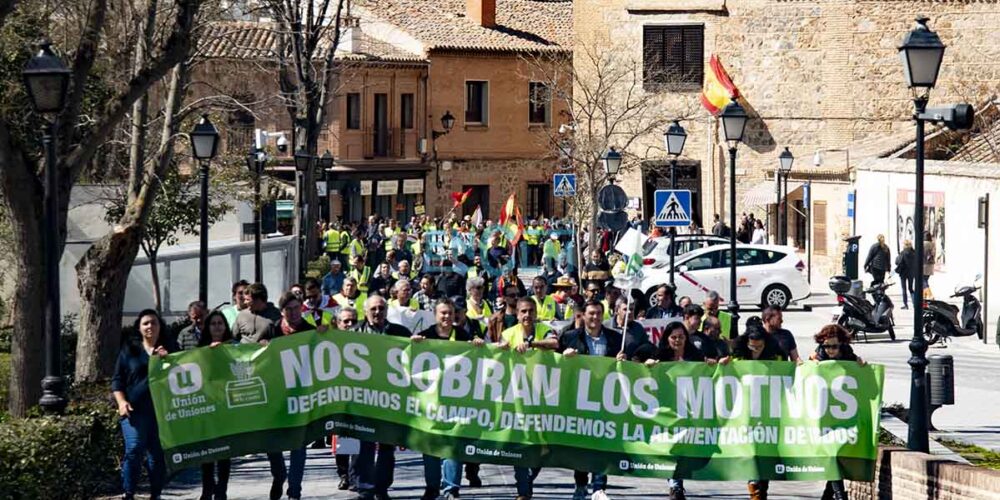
[837,315,856,341]
[887,326,896,341]
[923,322,941,346]
[977,319,984,340]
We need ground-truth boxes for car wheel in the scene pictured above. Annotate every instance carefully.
[644,288,658,309]
[761,284,791,309]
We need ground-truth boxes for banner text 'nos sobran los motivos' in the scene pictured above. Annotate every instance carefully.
[149,330,884,481]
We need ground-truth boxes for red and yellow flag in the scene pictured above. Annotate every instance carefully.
[499,192,525,247]
[700,55,740,116]
[451,188,473,208]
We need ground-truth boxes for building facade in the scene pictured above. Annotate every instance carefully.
[574,0,1000,278]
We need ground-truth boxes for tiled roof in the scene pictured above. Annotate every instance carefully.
[198,21,426,63]
[358,0,572,53]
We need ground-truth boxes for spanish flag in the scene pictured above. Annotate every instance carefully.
[450,188,473,208]
[700,55,740,116]
[499,192,524,247]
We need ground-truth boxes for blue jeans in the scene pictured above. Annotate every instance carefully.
[518,241,529,267]
[120,411,166,496]
[574,470,608,491]
[355,441,396,494]
[514,466,542,496]
[423,454,462,494]
[267,447,307,497]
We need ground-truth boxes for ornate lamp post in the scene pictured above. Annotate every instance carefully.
[663,120,687,285]
[189,115,220,305]
[432,111,455,189]
[602,147,622,182]
[777,147,794,245]
[720,98,748,339]
[898,16,945,454]
[22,40,71,414]
[245,149,266,283]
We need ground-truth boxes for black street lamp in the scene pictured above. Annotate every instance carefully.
[777,147,794,245]
[431,111,455,188]
[294,147,314,278]
[720,98,748,339]
[22,40,71,414]
[602,147,622,182]
[318,150,334,222]
[245,148,266,283]
[190,115,220,305]
[664,120,687,285]
[899,15,945,455]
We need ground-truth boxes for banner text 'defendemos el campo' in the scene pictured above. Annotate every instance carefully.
[149,330,883,480]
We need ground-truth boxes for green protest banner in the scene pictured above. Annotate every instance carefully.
[149,330,883,481]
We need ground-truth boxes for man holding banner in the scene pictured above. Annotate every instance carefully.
[559,300,625,500]
[353,295,411,500]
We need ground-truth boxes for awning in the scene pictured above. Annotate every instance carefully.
[742,180,803,207]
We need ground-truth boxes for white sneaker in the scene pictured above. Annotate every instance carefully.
[591,491,610,500]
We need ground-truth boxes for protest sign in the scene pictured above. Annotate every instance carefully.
[150,330,883,481]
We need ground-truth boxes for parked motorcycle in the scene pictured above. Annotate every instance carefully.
[923,275,984,345]
[829,276,896,342]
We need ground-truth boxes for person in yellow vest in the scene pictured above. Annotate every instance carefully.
[524,220,542,266]
[348,232,366,263]
[582,281,614,321]
[549,275,578,321]
[333,277,367,317]
[466,254,483,280]
[301,278,337,328]
[465,276,492,320]
[498,297,557,498]
[348,254,372,293]
[338,225,352,263]
[324,224,344,259]
[388,280,419,311]
[530,276,557,320]
[393,259,416,283]
[542,232,561,272]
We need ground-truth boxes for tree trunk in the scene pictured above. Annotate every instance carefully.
[149,250,161,313]
[7,209,45,416]
[74,227,143,382]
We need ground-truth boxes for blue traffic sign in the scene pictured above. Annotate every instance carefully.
[847,191,855,218]
[553,173,577,197]
[653,190,692,227]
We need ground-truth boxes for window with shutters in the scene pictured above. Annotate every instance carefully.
[643,25,704,91]
[466,81,489,125]
[813,201,828,256]
[346,93,361,130]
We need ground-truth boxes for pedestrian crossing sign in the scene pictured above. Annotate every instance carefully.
[553,173,577,197]
[653,189,692,227]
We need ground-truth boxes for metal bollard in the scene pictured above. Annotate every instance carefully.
[926,354,955,430]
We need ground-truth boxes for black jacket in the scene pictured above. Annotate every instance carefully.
[895,247,918,278]
[436,272,467,298]
[111,337,179,413]
[645,303,683,319]
[355,320,411,337]
[558,327,623,357]
[865,243,891,273]
[731,334,787,361]
[417,324,474,342]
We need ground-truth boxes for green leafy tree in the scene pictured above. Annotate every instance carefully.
[104,167,231,312]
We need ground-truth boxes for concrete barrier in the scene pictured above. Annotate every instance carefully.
[847,446,1000,499]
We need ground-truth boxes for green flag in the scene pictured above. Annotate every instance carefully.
[150,330,883,481]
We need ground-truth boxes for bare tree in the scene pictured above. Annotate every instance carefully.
[259,0,346,266]
[0,0,202,415]
[523,41,699,249]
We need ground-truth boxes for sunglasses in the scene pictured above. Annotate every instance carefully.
[821,343,841,350]
[340,318,357,325]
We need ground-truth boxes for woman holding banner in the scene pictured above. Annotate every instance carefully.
[641,322,717,500]
[196,310,236,499]
[111,309,176,500]
[809,324,865,500]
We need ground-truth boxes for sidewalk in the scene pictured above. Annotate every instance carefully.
[161,449,825,499]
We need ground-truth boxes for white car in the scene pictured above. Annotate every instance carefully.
[640,234,730,269]
[638,244,810,309]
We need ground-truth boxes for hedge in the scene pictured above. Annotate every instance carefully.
[0,387,121,499]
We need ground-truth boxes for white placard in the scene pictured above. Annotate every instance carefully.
[360,181,373,196]
[377,180,398,196]
[316,181,327,197]
[402,178,424,194]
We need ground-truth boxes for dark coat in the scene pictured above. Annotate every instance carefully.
[558,327,623,357]
[417,324,474,342]
[864,243,891,273]
[895,247,918,278]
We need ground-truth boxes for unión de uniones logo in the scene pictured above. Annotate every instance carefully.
[775,464,786,474]
[618,460,630,471]
[464,445,476,456]
[167,363,203,395]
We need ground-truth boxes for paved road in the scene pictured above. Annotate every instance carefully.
[162,448,825,499]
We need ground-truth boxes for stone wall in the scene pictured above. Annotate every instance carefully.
[847,446,1000,500]
[573,0,1000,218]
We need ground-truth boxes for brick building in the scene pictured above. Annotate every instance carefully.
[573,0,1000,278]
[198,0,573,225]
